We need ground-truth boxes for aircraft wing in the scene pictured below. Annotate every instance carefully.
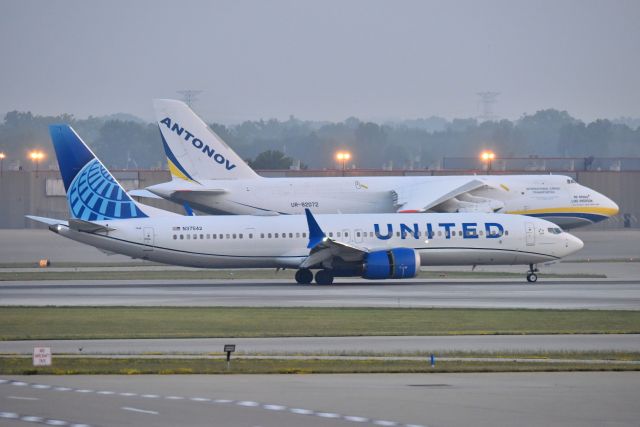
[129,189,162,199]
[299,209,368,269]
[68,219,116,233]
[393,178,496,213]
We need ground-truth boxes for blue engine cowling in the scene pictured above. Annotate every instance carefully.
[362,248,420,279]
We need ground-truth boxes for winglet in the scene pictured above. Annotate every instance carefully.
[305,209,326,249]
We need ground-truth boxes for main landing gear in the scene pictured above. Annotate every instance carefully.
[526,264,538,283]
[294,269,334,285]
[295,268,313,284]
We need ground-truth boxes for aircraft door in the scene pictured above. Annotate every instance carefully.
[525,222,535,246]
[143,227,154,251]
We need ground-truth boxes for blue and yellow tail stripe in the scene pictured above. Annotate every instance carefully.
[159,128,198,183]
[506,206,618,223]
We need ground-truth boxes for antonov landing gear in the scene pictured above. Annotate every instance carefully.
[526,264,538,283]
[315,269,334,285]
[295,268,313,284]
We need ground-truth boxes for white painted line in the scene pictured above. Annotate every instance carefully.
[54,387,72,391]
[0,412,19,418]
[214,399,234,403]
[405,424,426,427]
[0,379,9,384]
[70,424,93,427]
[189,397,211,402]
[119,392,137,397]
[237,401,260,407]
[140,394,159,398]
[121,407,159,415]
[263,404,286,411]
[74,389,93,393]
[7,396,39,401]
[45,420,69,426]
[316,412,341,418]
[21,415,44,422]
[31,384,51,389]
[10,381,28,386]
[96,391,115,395]
[374,421,398,426]
[165,396,184,400]
[344,415,370,423]
[289,408,314,415]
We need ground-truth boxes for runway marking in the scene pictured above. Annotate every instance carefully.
[1,409,92,427]
[7,396,39,401]
[263,404,286,411]
[21,416,44,422]
[121,406,158,415]
[1,378,427,427]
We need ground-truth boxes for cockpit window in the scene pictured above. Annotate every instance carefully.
[566,179,576,184]
[547,227,563,234]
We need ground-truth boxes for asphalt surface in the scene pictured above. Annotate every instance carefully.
[2,334,640,355]
[1,373,639,427]
[2,279,640,309]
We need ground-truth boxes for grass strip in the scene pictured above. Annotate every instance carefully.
[0,357,637,375]
[1,307,639,340]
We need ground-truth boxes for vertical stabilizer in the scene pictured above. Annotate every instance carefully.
[49,124,149,220]
[153,99,260,181]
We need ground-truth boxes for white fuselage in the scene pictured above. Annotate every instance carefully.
[52,212,583,270]
[148,174,618,229]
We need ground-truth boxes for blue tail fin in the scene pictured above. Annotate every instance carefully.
[49,124,148,220]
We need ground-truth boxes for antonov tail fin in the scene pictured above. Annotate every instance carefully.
[153,99,260,181]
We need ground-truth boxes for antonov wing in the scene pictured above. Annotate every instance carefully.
[393,178,503,213]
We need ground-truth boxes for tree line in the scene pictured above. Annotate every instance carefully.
[0,109,638,170]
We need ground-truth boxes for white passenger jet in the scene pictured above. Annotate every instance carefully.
[27,125,584,284]
[131,99,618,229]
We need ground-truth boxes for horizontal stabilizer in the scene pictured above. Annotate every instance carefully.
[25,215,68,227]
[69,219,115,233]
[129,189,163,199]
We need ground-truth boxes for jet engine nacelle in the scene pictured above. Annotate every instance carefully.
[362,248,421,279]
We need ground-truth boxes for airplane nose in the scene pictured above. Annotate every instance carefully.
[565,234,584,254]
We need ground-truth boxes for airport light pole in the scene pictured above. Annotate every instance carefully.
[29,150,45,178]
[0,152,5,176]
[336,151,351,176]
[480,150,495,174]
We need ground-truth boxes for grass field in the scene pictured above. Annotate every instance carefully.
[0,356,637,375]
[1,307,639,340]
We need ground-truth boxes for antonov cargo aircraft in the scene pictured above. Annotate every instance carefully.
[28,125,584,284]
[131,100,618,229]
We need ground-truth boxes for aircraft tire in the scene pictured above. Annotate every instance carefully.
[315,269,334,285]
[526,273,538,283]
[295,269,313,284]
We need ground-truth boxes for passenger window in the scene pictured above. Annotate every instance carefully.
[249,234,253,239]
[226,234,230,239]
[261,233,265,238]
[212,234,217,239]
[232,234,237,239]
[296,232,300,238]
[505,230,509,236]
[206,234,210,239]
[345,232,349,237]
[193,234,197,240]
[268,233,272,238]
[187,234,191,240]
[438,231,442,237]
[200,234,204,240]
[329,232,333,237]
[479,230,484,236]
[289,233,293,238]
[275,233,279,238]
[452,231,456,237]
[303,233,307,238]
[337,232,341,237]
[180,234,184,240]
[219,234,223,239]
[173,235,177,240]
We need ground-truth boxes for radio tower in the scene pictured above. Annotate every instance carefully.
[477,91,500,121]
[177,90,203,107]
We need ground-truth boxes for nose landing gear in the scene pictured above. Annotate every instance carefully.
[526,264,538,283]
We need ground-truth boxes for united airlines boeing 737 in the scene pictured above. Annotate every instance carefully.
[130,99,618,229]
[27,125,584,284]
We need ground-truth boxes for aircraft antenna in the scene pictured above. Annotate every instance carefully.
[177,90,204,107]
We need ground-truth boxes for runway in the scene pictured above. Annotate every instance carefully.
[2,334,639,354]
[2,279,640,309]
[1,373,639,427]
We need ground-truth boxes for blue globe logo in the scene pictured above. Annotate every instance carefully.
[67,159,147,220]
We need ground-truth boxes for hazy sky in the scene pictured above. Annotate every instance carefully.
[1,0,639,123]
